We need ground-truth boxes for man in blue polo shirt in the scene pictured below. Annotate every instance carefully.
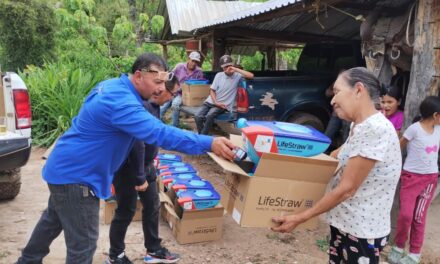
[108,76,181,264]
[16,53,235,264]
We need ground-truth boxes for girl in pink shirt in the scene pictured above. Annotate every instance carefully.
[380,83,404,134]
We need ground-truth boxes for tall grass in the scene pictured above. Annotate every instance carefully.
[21,61,112,146]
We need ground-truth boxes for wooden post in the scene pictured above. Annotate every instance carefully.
[431,0,440,96]
[0,71,5,117]
[404,0,440,129]
[267,46,276,71]
[212,29,226,71]
[162,44,168,62]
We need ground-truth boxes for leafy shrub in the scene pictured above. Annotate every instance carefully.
[21,61,112,146]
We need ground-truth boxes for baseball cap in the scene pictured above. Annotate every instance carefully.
[188,51,201,62]
[220,55,233,68]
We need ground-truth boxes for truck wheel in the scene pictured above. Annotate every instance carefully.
[287,112,325,132]
[0,169,22,200]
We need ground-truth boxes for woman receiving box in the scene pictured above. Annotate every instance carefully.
[272,67,402,264]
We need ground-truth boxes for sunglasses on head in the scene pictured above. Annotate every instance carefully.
[140,68,174,81]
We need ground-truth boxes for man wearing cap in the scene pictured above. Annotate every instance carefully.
[195,55,254,135]
[160,51,204,127]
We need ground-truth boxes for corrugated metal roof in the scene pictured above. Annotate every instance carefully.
[194,0,415,39]
[198,0,301,29]
[165,0,263,35]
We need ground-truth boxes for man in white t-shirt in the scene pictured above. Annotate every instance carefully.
[194,55,253,135]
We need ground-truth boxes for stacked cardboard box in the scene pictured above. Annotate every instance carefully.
[102,199,142,225]
[208,134,338,229]
[156,154,224,244]
[181,83,211,107]
[159,191,223,244]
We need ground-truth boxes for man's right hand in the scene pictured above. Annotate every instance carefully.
[211,137,235,161]
[215,102,227,109]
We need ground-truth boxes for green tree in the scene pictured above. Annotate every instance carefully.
[239,52,265,71]
[54,7,111,66]
[150,15,164,40]
[112,16,136,56]
[136,0,160,20]
[63,0,95,14]
[0,0,55,71]
[94,0,129,34]
[138,13,150,33]
[279,48,302,70]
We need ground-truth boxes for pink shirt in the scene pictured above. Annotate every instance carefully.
[386,110,404,131]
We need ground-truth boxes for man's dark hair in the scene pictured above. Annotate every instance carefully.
[131,53,168,73]
[341,67,381,100]
[165,75,179,92]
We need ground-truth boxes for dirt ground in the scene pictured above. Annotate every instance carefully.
[1,147,439,264]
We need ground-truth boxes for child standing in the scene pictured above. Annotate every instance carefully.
[380,83,404,134]
[388,96,440,264]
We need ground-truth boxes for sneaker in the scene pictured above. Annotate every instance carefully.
[144,247,180,263]
[106,252,133,264]
[388,246,404,264]
[398,255,420,264]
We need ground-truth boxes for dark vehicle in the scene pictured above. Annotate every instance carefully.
[181,41,364,134]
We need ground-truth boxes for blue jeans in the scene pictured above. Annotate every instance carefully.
[159,95,181,127]
[17,184,100,264]
[194,102,225,135]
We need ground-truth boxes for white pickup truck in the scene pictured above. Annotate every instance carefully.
[0,70,32,200]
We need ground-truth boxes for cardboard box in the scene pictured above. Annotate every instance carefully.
[159,191,224,244]
[181,83,211,107]
[102,199,143,224]
[208,134,338,229]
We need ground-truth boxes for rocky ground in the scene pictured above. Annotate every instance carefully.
[0,146,439,264]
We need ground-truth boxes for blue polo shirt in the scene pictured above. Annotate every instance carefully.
[43,74,213,199]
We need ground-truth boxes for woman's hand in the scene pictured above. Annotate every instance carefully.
[271,214,306,233]
[330,146,341,159]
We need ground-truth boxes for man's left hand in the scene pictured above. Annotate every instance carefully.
[135,181,149,192]
[271,214,305,233]
[215,103,227,109]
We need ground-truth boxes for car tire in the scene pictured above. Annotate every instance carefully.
[0,168,22,200]
[287,112,325,132]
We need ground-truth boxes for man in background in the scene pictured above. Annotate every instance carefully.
[160,51,204,127]
[195,55,253,135]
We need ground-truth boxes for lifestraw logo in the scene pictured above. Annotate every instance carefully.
[257,196,304,208]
